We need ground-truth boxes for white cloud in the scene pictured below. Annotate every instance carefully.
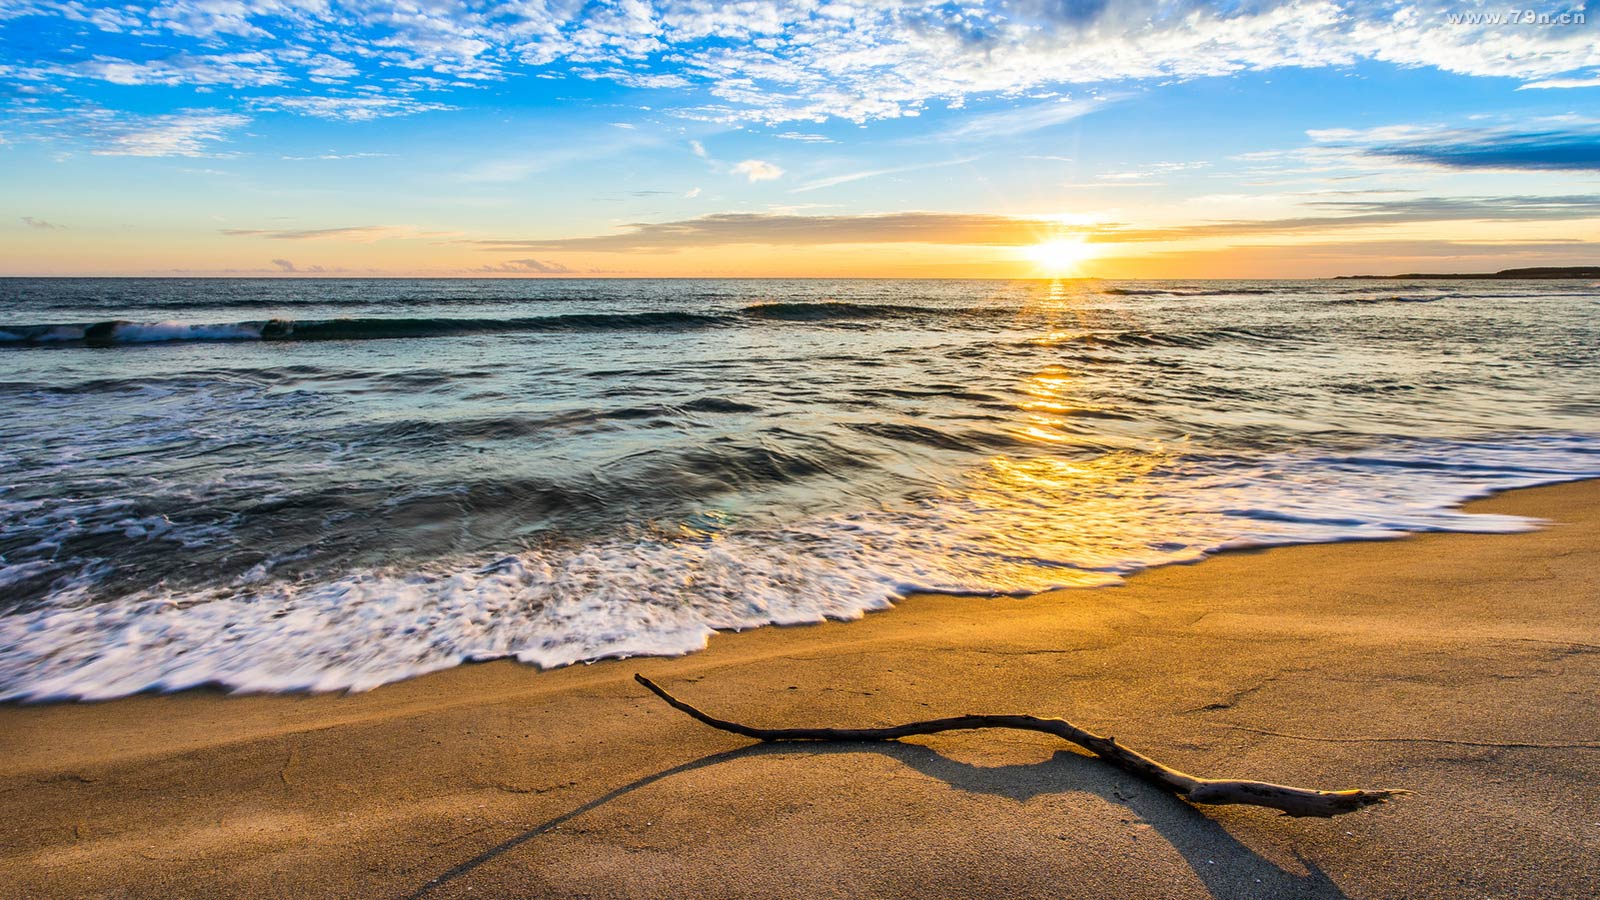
[8,1,1600,130]
[305,55,359,81]
[68,52,287,87]
[148,0,285,39]
[46,2,143,33]
[91,111,250,157]
[250,95,456,121]
[584,70,691,89]
[1518,75,1600,90]
[731,158,783,182]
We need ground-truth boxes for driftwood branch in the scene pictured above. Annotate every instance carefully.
[634,674,1407,818]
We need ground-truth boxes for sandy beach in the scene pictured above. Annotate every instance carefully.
[3,480,1597,900]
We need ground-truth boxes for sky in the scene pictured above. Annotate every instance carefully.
[1,0,1598,278]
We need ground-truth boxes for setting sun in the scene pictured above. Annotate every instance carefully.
[1023,236,1096,276]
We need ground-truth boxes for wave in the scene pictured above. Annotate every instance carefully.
[740,301,963,321]
[0,301,1048,348]
[1100,287,1280,296]
[2,434,1596,700]
[1024,326,1294,351]
[0,312,730,347]
[1327,294,1455,306]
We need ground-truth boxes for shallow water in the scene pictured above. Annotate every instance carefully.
[2,277,1597,699]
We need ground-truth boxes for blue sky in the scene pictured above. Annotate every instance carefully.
[2,1,1598,276]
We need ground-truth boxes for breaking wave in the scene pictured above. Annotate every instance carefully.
[0,312,731,347]
[2,435,1596,701]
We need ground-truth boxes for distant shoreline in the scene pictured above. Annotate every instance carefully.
[1338,265,1600,280]
[3,268,1599,281]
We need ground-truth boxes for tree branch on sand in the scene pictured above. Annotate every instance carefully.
[634,674,1407,819]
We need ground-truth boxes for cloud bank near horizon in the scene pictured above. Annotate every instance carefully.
[445,194,1600,254]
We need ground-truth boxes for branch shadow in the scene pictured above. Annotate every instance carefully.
[831,740,1350,900]
[403,745,769,900]
[406,739,1349,900]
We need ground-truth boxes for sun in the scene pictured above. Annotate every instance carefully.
[1022,236,1096,276]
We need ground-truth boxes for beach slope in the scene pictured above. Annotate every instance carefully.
[3,481,1598,899]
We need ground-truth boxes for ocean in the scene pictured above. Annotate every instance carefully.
[2,277,1597,701]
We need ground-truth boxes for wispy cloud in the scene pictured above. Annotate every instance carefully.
[279,151,394,161]
[222,225,429,242]
[1058,160,1210,188]
[68,52,287,88]
[473,258,574,274]
[20,216,63,229]
[92,111,250,157]
[6,108,250,158]
[792,157,980,193]
[581,70,691,90]
[250,95,456,122]
[264,258,346,274]
[941,96,1116,140]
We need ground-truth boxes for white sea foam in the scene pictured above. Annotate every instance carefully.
[110,321,266,343]
[2,434,1595,701]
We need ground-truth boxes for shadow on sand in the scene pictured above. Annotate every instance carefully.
[406,740,1348,900]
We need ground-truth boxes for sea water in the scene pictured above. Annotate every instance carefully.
[2,277,1596,699]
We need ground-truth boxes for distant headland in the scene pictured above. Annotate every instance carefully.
[1338,266,1600,280]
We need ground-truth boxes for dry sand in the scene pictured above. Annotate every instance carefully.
[3,480,1598,900]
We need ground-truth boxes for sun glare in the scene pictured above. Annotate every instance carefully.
[1023,236,1096,276]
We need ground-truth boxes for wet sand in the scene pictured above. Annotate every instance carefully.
[3,480,1598,900]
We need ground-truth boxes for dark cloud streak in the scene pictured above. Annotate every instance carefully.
[1093,195,1600,242]
[1320,124,1600,173]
